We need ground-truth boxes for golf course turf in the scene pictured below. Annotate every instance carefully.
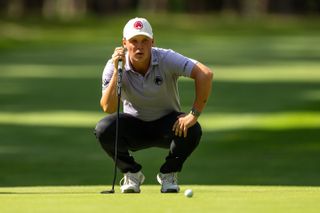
[1,185,320,213]
[1,14,320,212]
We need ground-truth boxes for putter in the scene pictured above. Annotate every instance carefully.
[101,59,123,194]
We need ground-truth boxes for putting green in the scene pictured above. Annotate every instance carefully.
[1,185,320,213]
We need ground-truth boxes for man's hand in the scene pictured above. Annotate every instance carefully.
[172,113,198,138]
[112,47,126,69]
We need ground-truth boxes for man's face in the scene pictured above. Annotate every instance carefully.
[123,35,153,64]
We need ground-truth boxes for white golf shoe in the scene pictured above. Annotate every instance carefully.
[120,171,145,193]
[157,172,180,193]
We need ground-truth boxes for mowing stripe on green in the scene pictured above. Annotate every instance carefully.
[0,111,319,130]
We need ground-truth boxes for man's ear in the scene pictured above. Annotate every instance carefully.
[122,38,126,47]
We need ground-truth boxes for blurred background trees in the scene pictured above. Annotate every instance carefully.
[0,0,319,20]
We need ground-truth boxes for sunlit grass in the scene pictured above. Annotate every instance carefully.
[1,63,320,82]
[0,111,102,128]
[0,110,319,131]
[0,65,100,79]
[215,64,320,82]
[0,63,320,129]
[0,185,320,213]
[200,112,320,130]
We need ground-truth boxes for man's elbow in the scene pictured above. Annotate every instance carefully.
[202,66,213,81]
[101,105,108,113]
[100,102,116,114]
[193,63,213,81]
[206,68,213,81]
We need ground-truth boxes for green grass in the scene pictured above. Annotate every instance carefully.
[0,13,320,212]
[1,185,320,213]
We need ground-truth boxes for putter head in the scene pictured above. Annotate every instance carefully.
[101,189,115,194]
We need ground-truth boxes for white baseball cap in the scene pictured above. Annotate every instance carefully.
[123,17,153,40]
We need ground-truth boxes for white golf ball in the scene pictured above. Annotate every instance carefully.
[184,189,193,198]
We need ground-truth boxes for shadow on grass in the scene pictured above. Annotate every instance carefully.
[1,66,320,187]
[182,128,320,186]
[1,123,320,187]
[180,80,320,114]
[0,191,96,195]
[1,77,320,186]
[1,76,320,113]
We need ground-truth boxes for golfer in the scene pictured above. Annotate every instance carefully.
[95,17,213,193]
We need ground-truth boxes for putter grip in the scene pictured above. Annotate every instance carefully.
[117,60,123,96]
[118,59,123,71]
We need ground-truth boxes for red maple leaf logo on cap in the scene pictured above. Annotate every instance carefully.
[134,21,143,29]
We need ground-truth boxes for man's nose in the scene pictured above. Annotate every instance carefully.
[136,41,143,49]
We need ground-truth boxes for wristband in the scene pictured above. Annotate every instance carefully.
[190,107,201,117]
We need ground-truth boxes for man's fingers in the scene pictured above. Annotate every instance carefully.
[175,124,180,136]
[173,121,179,136]
[181,122,184,136]
[174,120,181,136]
[112,47,126,64]
[178,122,184,137]
[183,126,187,138]
[172,120,178,131]
[173,118,189,137]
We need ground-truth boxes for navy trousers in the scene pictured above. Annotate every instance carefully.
[94,111,202,173]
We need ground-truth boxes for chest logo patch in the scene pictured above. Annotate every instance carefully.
[154,76,163,86]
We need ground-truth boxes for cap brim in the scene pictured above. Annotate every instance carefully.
[124,32,153,40]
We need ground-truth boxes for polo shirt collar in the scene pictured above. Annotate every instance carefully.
[151,48,159,66]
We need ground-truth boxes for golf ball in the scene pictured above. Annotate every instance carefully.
[184,189,193,198]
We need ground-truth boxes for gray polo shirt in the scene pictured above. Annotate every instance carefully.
[102,47,197,121]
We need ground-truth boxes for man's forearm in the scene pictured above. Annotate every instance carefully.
[192,63,213,114]
[100,70,118,113]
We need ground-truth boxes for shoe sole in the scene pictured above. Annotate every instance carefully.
[161,189,179,193]
[122,189,141,193]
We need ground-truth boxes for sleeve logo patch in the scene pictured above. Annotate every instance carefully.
[103,79,109,86]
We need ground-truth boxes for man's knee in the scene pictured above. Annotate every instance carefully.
[94,114,117,141]
[187,122,202,148]
[188,122,202,146]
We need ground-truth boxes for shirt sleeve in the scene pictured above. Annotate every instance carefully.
[101,59,114,94]
[163,49,198,78]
